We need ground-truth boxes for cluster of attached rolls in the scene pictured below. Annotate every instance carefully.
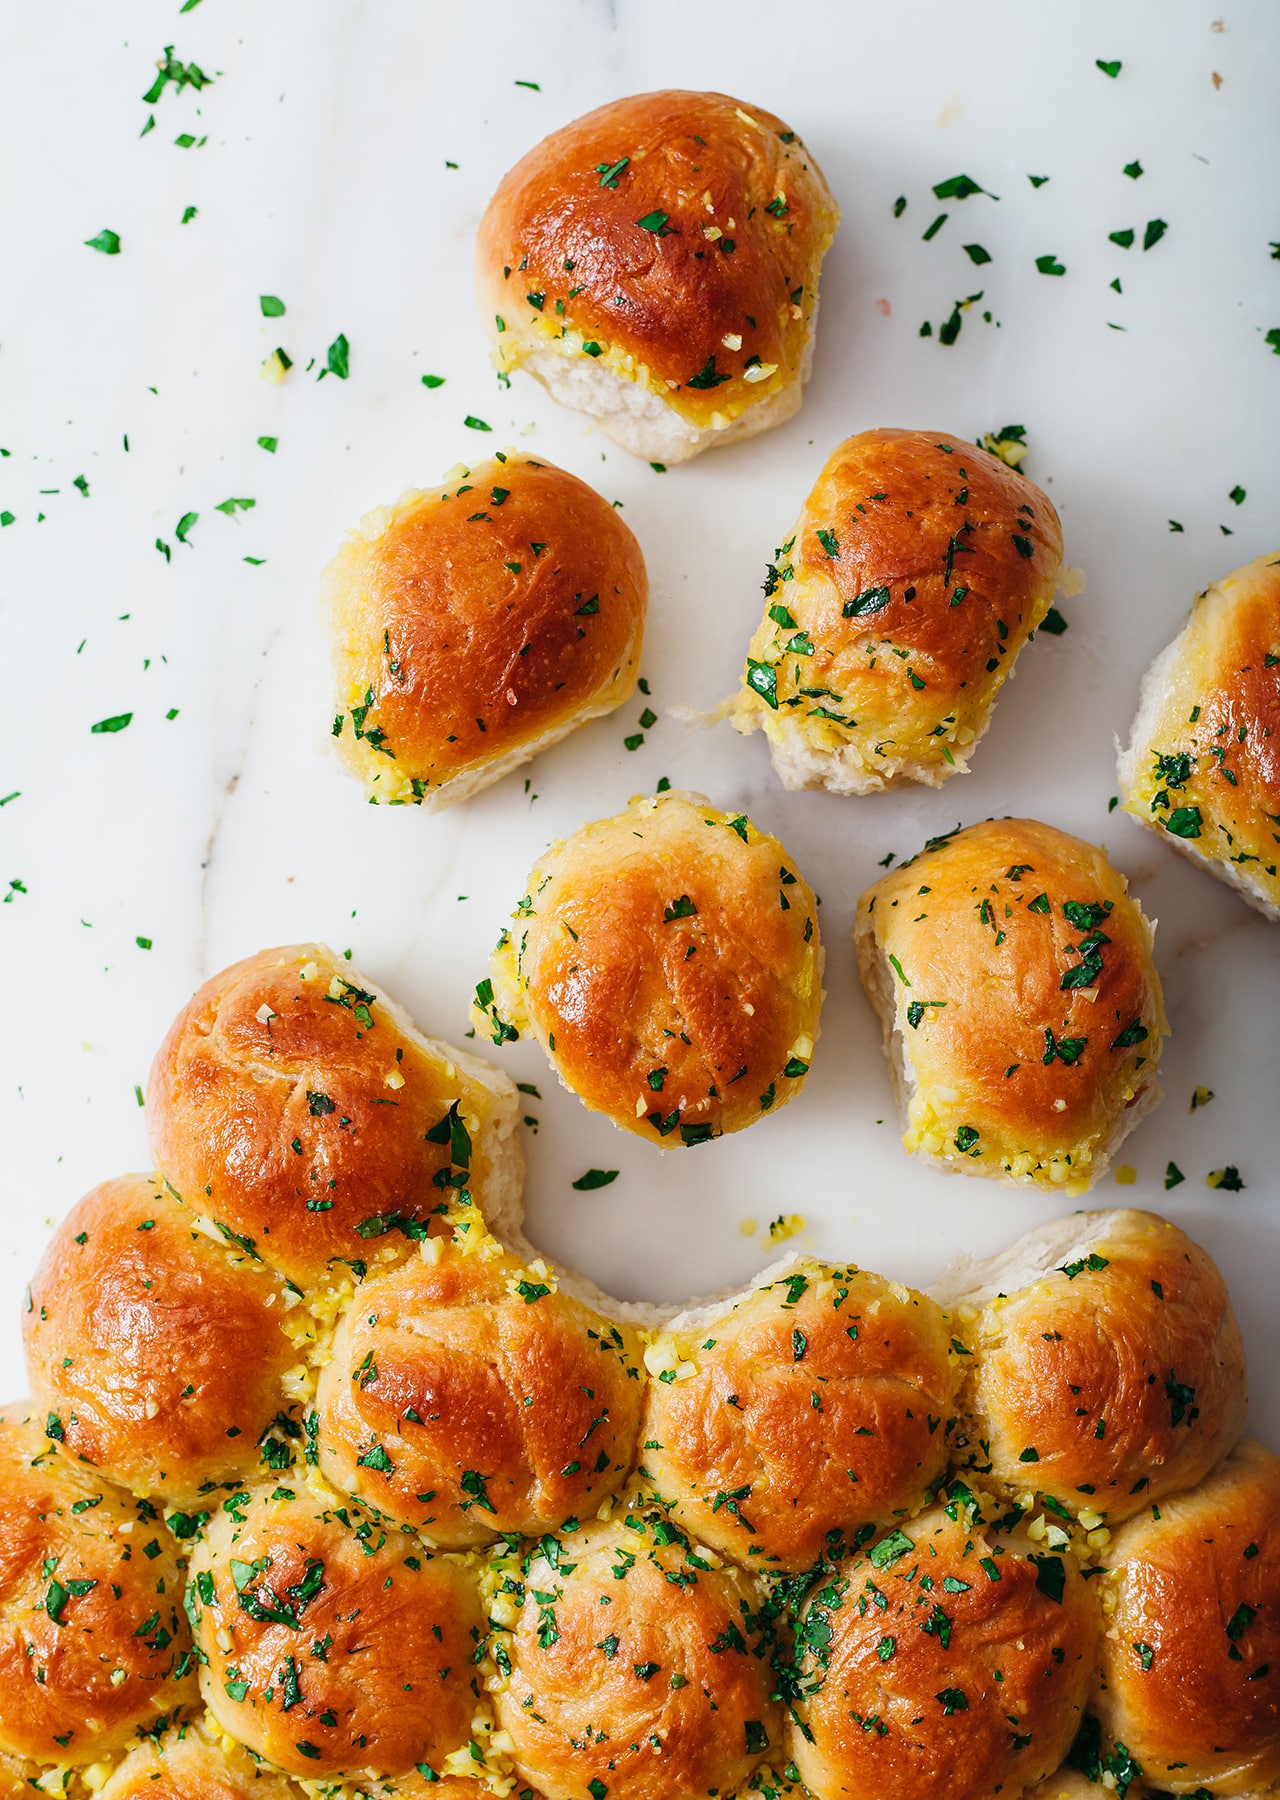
[3,944,1274,1800]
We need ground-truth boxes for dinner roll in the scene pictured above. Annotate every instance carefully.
[491,1510,782,1799]
[1093,1437,1280,1795]
[937,1209,1247,1524]
[316,1240,644,1545]
[188,1483,482,1778]
[788,1502,1099,1800]
[0,1403,196,1763]
[855,818,1166,1192]
[640,1260,957,1570]
[325,453,647,809]
[479,791,822,1144]
[24,1173,303,1507]
[148,943,522,1287]
[98,1720,297,1800]
[476,90,840,463]
[736,429,1065,791]
[1118,548,1280,920]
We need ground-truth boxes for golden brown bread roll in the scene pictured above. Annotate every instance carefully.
[480,791,822,1144]
[1092,1437,1280,1796]
[490,1510,782,1799]
[316,1240,644,1544]
[23,1173,304,1507]
[855,818,1166,1192]
[476,90,840,463]
[0,1403,196,1763]
[1118,548,1280,920]
[938,1209,1247,1524]
[325,453,647,808]
[187,1483,482,1779]
[736,429,1065,791]
[98,1720,297,1800]
[147,943,522,1286]
[640,1260,958,1571]
[788,1502,1099,1800]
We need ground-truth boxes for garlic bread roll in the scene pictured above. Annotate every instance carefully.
[641,1260,957,1571]
[98,1721,298,1800]
[316,1242,644,1544]
[187,1484,482,1779]
[738,429,1064,791]
[788,1503,1099,1800]
[491,1511,781,1800]
[148,943,522,1286]
[326,454,646,809]
[24,1173,302,1507]
[1118,548,1280,920]
[476,90,840,463]
[0,1404,196,1763]
[1093,1438,1280,1795]
[938,1209,1247,1524]
[855,818,1166,1192]
[480,791,822,1145]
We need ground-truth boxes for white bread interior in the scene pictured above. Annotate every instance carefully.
[519,312,816,466]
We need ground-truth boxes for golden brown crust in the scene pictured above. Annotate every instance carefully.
[99,1724,299,1800]
[188,1485,482,1779]
[855,818,1166,1192]
[1119,549,1280,918]
[316,1243,644,1545]
[484,792,822,1144]
[956,1210,1247,1523]
[326,454,647,806]
[641,1261,958,1571]
[147,943,518,1286]
[492,1512,781,1799]
[477,91,839,440]
[739,429,1064,790]
[789,1504,1099,1800]
[1094,1438,1280,1795]
[0,1404,196,1763]
[23,1174,301,1506]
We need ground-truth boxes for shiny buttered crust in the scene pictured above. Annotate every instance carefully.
[482,795,820,1144]
[325,454,647,808]
[24,1173,303,1507]
[1094,1438,1280,1794]
[483,791,823,1145]
[855,818,1166,1192]
[945,1209,1247,1524]
[1118,548,1280,920]
[316,1241,644,1545]
[147,943,522,1286]
[641,1260,958,1570]
[476,90,840,463]
[0,1405,196,1763]
[737,429,1064,791]
[788,1504,1100,1800]
[97,1723,298,1800]
[187,1485,482,1779]
[491,1513,782,1800]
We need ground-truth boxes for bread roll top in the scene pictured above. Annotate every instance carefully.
[856,817,1166,1190]
[326,453,646,805]
[24,1172,304,1507]
[485,791,822,1144]
[476,90,839,433]
[1095,1438,1280,1794]
[0,1405,196,1763]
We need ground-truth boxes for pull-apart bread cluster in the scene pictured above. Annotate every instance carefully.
[5,944,1272,1800]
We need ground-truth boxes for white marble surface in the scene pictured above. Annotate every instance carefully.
[1,1,1277,1437]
